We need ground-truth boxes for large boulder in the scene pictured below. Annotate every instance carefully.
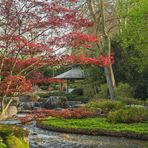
[19,102,34,111]
[0,106,17,120]
[40,96,67,109]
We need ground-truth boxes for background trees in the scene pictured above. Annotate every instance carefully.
[70,0,148,99]
[113,0,148,98]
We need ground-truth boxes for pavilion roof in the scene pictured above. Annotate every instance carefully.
[54,67,85,80]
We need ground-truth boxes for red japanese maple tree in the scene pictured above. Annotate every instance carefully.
[0,0,113,115]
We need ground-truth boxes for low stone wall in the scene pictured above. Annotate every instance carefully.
[37,122,148,140]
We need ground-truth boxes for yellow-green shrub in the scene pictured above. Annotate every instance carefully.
[107,106,148,123]
[120,98,144,105]
[85,99,124,114]
[6,136,29,148]
[115,83,135,99]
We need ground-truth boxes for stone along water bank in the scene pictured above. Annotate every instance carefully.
[0,115,148,148]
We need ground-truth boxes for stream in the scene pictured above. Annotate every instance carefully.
[0,114,148,148]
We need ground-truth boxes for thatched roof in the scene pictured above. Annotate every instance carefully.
[54,67,85,80]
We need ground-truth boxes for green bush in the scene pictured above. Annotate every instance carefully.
[83,85,96,98]
[37,91,89,102]
[85,99,124,114]
[37,91,65,98]
[96,84,109,99]
[144,99,148,106]
[115,83,135,99]
[121,98,144,105]
[0,125,29,148]
[6,136,29,148]
[107,106,148,123]
[39,86,49,90]
[0,142,7,148]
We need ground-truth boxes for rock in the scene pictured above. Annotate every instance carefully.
[32,85,42,92]
[21,102,34,110]
[19,94,40,102]
[30,132,38,135]
[65,101,82,108]
[0,106,17,120]
[7,106,17,117]
[54,107,64,111]
[41,96,67,109]
[72,104,85,108]
[34,102,42,107]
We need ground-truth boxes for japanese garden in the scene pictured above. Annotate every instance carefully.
[0,0,147,148]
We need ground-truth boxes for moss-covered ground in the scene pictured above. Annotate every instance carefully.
[39,117,148,135]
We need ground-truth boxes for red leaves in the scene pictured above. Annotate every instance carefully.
[68,32,98,48]
[49,32,98,49]
[0,57,44,75]
[30,77,64,85]
[60,54,114,67]
[28,71,64,85]
[18,108,94,123]
[0,75,32,95]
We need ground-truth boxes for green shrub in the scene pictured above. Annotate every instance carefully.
[0,142,7,148]
[115,83,135,99]
[39,86,49,90]
[37,91,66,98]
[121,98,144,105]
[83,85,96,98]
[144,99,148,106]
[6,136,29,148]
[107,106,148,123]
[37,91,89,102]
[85,100,124,113]
[96,84,109,99]
[0,137,7,148]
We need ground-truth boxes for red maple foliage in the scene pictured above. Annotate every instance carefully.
[28,71,64,85]
[0,0,114,111]
[0,75,32,95]
[18,108,94,123]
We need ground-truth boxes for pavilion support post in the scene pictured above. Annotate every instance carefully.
[66,79,69,93]
[60,82,63,91]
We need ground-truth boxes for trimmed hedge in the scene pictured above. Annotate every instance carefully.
[107,106,148,123]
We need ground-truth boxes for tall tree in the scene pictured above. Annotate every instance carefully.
[84,0,116,100]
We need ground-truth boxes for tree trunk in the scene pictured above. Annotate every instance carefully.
[100,0,115,100]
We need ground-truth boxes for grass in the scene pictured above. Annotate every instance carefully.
[40,117,148,134]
